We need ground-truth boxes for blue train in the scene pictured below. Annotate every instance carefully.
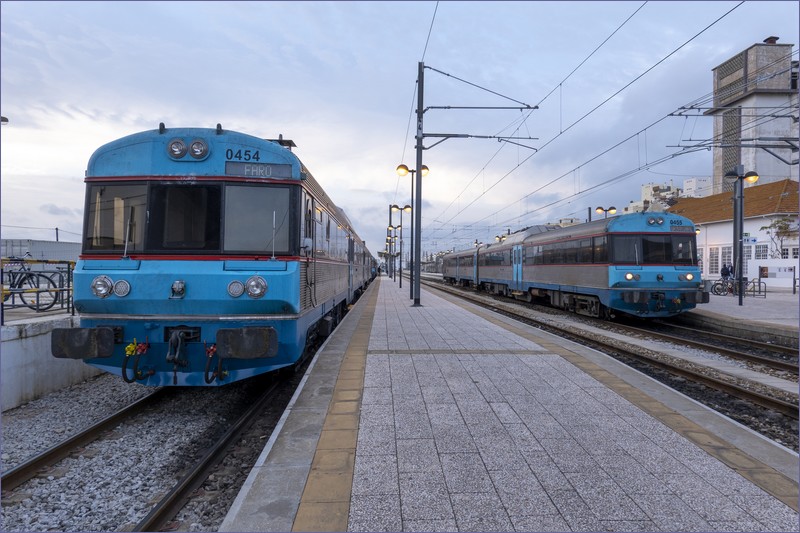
[52,124,376,386]
[442,212,709,318]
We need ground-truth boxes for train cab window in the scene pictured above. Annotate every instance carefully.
[641,235,670,263]
[671,235,695,265]
[85,184,147,252]
[148,185,221,251]
[224,185,291,253]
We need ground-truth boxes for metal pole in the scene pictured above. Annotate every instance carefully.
[388,204,393,279]
[413,61,424,306]
[409,174,414,299]
[734,174,744,306]
[399,210,403,289]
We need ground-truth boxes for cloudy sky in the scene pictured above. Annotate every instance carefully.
[1,1,798,259]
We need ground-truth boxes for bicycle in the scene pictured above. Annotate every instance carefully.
[710,277,737,296]
[2,254,60,311]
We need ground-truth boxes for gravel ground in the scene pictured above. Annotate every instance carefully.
[1,373,261,532]
[1,373,153,470]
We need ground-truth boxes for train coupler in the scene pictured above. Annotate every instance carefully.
[165,329,192,367]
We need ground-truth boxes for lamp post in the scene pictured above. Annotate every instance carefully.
[396,165,428,299]
[388,225,400,282]
[391,204,412,289]
[724,165,759,306]
[595,206,617,219]
[387,204,395,279]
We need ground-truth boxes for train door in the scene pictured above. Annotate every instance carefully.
[348,236,355,302]
[512,245,523,291]
[472,249,479,287]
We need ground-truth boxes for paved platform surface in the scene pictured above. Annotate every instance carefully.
[221,276,799,532]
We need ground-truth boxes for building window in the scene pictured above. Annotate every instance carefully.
[709,247,719,278]
[793,247,799,259]
[755,244,769,260]
[782,248,789,259]
[742,245,752,277]
[721,246,732,268]
[697,247,704,274]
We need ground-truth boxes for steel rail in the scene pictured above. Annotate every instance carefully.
[1,389,168,491]
[616,323,799,374]
[133,380,281,532]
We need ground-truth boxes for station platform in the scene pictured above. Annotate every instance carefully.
[220,276,799,532]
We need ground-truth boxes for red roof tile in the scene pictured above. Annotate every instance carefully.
[667,179,798,224]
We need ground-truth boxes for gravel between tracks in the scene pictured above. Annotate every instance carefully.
[1,373,258,531]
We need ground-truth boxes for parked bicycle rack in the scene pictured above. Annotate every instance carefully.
[746,279,767,298]
[1,257,75,325]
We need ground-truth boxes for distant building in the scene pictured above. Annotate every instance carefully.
[1,239,81,262]
[707,36,799,194]
[682,177,714,198]
[623,182,681,213]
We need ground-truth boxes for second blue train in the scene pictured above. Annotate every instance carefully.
[442,212,709,318]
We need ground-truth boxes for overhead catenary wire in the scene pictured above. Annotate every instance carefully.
[429,1,649,230]
[426,1,750,247]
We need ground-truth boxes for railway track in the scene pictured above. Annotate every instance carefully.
[134,380,281,532]
[1,389,170,491]
[421,279,799,441]
[648,321,798,373]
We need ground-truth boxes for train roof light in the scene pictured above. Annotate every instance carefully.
[189,139,208,159]
[167,139,187,158]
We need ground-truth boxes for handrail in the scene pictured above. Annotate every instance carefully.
[1,258,75,325]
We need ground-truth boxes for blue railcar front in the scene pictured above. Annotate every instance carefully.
[603,213,707,317]
[53,125,366,385]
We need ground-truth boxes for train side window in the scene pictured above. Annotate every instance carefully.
[304,197,313,240]
[577,239,592,263]
[593,236,607,263]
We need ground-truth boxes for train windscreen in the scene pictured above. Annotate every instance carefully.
[84,183,293,254]
[611,234,695,265]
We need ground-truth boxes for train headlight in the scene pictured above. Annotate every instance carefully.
[91,275,114,298]
[167,139,187,158]
[624,272,640,281]
[113,279,131,297]
[189,139,208,159]
[245,276,267,299]
[678,273,695,282]
[227,280,245,298]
